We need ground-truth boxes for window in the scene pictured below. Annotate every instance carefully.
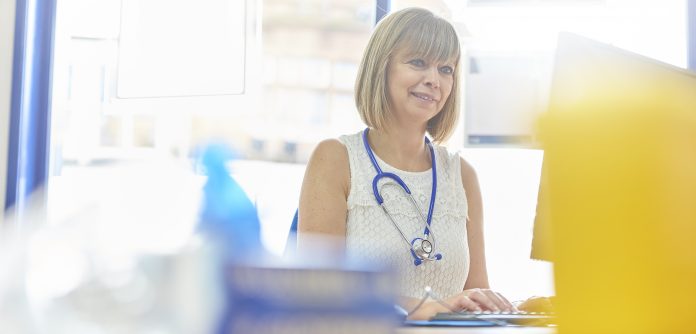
[48,0,375,257]
[51,0,374,166]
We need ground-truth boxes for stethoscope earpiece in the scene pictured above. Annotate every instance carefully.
[363,128,444,267]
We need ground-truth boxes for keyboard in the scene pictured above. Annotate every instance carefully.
[431,311,556,326]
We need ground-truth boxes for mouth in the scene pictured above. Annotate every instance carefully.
[411,92,438,102]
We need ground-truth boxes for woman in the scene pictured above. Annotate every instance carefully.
[297,7,515,320]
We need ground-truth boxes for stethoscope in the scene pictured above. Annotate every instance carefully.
[362,128,443,266]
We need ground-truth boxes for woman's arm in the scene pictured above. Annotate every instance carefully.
[460,157,490,290]
[297,139,351,255]
[459,157,515,312]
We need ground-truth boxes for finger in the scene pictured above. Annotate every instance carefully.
[452,295,481,312]
[495,292,518,312]
[480,290,509,311]
[491,292,516,312]
[466,289,500,312]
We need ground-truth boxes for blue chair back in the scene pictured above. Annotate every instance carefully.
[284,209,298,255]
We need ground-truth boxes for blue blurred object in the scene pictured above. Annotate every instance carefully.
[198,142,262,260]
[197,143,398,334]
[283,208,298,256]
[218,263,399,334]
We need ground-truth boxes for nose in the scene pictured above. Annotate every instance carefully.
[424,67,440,89]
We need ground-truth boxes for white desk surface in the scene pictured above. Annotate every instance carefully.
[397,326,556,334]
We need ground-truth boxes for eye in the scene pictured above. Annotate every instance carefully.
[439,66,454,75]
[408,59,426,67]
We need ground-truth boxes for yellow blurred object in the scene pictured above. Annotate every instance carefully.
[537,33,696,334]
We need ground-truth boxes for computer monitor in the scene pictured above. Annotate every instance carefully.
[534,32,696,333]
[530,158,552,262]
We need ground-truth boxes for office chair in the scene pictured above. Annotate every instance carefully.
[284,209,298,256]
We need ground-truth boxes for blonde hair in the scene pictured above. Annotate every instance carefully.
[354,7,461,143]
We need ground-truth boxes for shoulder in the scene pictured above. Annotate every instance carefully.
[310,138,348,165]
[458,156,478,180]
[336,130,364,150]
[434,144,463,164]
[305,139,350,191]
[432,145,470,176]
[457,155,481,194]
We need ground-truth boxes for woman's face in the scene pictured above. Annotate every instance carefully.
[386,47,455,127]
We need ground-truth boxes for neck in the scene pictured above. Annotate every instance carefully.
[368,126,431,172]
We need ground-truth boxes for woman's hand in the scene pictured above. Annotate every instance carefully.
[404,289,517,321]
[407,293,481,320]
[516,296,555,313]
[462,288,516,312]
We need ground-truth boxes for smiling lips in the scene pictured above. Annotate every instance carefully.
[411,92,438,103]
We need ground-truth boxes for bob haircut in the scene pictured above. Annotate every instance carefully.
[354,7,461,143]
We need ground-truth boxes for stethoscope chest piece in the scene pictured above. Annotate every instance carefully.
[412,238,432,259]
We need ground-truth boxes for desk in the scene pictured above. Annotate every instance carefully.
[398,326,556,334]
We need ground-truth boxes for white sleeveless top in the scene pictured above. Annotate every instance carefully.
[339,131,470,299]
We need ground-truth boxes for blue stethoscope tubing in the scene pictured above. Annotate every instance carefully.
[362,128,443,266]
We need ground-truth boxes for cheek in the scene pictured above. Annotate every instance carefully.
[438,81,454,108]
[442,80,454,99]
[389,75,410,97]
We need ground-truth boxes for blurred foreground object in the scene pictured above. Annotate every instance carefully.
[0,162,221,334]
[198,143,263,260]
[219,263,397,334]
[538,33,696,333]
[195,144,397,333]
